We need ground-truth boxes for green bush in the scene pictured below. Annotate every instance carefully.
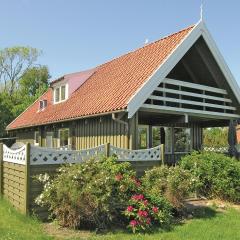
[179,151,240,203]
[36,156,137,229]
[141,166,194,209]
[36,157,173,233]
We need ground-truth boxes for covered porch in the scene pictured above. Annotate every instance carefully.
[127,34,240,164]
[133,77,240,165]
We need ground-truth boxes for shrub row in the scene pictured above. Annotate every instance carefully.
[180,151,240,203]
[36,151,240,233]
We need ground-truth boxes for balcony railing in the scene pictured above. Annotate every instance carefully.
[142,78,240,118]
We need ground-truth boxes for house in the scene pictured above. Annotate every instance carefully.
[6,20,240,162]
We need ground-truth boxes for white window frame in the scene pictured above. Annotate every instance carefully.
[138,125,149,149]
[34,131,39,146]
[53,83,69,104]
[58,128,70,148]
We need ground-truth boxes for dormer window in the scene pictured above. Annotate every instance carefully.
[54,84,68,104]
[39,99,47,111]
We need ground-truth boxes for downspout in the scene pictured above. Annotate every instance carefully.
[112,113,128,132]
[112,113,129,148]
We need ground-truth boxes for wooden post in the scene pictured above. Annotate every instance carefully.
[0,143,3,197]
[160,144,165,165]
[24,143,30,215]
[105,142,110,157]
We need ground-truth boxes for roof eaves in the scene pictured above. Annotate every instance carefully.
[127,22,201,118]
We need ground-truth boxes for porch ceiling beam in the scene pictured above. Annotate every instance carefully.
[200,120,229,128]
[181,59,198,84]
[148,95,236,110]
[163,78,227,94]
[141,104,240,119]
[193,43,222,89]
[156,87,232,103]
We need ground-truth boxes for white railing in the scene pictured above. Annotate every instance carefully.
[109,145,162,161]
[202,146,228,153]
[30,144,105,165]
[141,78,240,119]
[3,144,26,165]
[2,143,163,165]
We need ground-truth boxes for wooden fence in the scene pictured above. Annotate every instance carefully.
[0,143,164,218]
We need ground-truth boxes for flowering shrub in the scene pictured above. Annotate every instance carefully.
[36,156,137,229]
[124,193,172,233]
[179,151,240,203]
[141,166,195,209]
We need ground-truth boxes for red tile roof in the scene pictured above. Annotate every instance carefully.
[7,25,194,130]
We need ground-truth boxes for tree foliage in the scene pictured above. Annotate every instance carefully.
[0,46,41,95]
[0,46,50,137]
[203,127,228,147]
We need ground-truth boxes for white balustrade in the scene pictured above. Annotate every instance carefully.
[202,146,228,153]
[30,144,105,165]
[2,143,162,166]
[3,144,26,165]
[109,145,161,161]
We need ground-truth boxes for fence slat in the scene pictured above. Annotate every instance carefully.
[24,143,30,215]
[0,143,3,196]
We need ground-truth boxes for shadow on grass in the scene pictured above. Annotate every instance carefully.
[93,206,219,237]
[191,206,217,219]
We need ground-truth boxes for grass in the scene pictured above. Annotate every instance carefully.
[88,207,240,240]
[1,198,240,240]
[0,198,53,240]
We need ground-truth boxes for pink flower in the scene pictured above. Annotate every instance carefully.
[146,217,151,225]
[131,177,141,187]
[127,206,134,212]
[130,219,138,227]
[115,174,123,181]
[138,210,148,218]
[131,194,144,201]
[143,200,148,206]
[152,206,159,213]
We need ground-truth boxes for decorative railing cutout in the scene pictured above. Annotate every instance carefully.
[109,145,161,161]
[3,144,26,165]
[30,144,105,165]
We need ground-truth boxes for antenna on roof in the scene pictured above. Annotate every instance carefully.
[200,0,204,21]
[144,38,149,45]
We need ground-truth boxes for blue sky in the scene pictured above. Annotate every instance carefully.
[0,0,240,83]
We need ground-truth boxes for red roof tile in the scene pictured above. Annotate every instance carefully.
[7,25,194,130]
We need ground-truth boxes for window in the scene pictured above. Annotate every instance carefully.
[39,100,47,111]
[34,131,39,146]
[152,126,160,147]
[138,125,149,149]
[54,84,67,104]
[59,128,69,147]
[46,132,53,148]
[55,87,60,103]
[61,85,66,101]
[174,128,191,153]
[152,126,172,153]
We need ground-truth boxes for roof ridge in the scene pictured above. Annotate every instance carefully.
[50,24,195,83]
[97,24,195,69]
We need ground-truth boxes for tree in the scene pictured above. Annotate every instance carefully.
[19,65,50,96]
[203,127,228,147]
[0,92,14,137]
[0,64,50,137]
[0,46,41,95]
[12,65,50,117]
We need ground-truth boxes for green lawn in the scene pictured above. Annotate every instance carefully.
[89,207,240,240]
[0,198,53,240]
[1,198,240,240]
